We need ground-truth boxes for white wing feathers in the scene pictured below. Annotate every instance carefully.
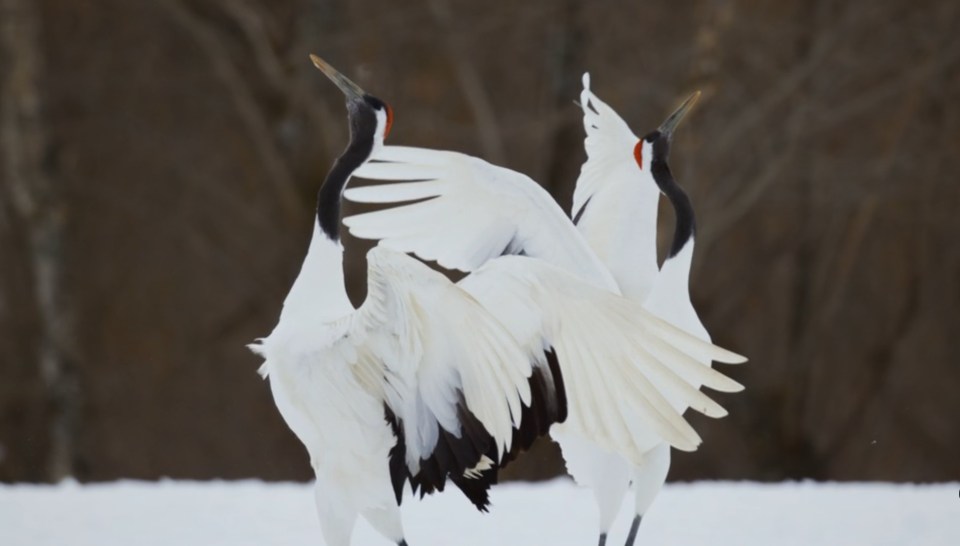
[458,256,746,460]
[339,247,534,473]
[573,72,640,217]
[343,146,618,291]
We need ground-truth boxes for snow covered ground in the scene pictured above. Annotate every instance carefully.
[2,479,957,545]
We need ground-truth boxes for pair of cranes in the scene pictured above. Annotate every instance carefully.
[248,55,746,546]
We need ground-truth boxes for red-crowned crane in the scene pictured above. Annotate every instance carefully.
[341,74,746,546]
[250,57,745,546]
[563,73,714,545]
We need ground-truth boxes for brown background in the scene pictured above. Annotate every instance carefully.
[2,0,958,484]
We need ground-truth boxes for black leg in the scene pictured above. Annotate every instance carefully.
[598,533,607,546]
[623,515,642,546]
[397,541,408,546]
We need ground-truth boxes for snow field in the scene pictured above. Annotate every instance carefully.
[2,479,958,545]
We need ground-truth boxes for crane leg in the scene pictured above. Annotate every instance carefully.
[598,533,607,546]
[623,515,642,546]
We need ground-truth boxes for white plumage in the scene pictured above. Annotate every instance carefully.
[249,56,543,546]
[573,73,661,300]
[341,75,743,546]
[252,56,744,546]
[459,255,743,456]
[252,203,537,546]
[345,146,619,290]
[341,145,745,446]
[560,73,718,545]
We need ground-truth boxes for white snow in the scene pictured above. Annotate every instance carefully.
[1,479,957,545]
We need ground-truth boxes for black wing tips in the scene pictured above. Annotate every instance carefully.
[501,348,569,467]
[384,399,499,512]
[415,403,500,511]
[383,349,568,512]
[384,405,409,505]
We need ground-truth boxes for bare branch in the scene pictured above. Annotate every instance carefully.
[696,141,796,256]
[810,40,960,134]
[707,1,852,162]
[215,0,289,93]
[215,0,345,161]
[425,0,506,165]
[154,0,304,224]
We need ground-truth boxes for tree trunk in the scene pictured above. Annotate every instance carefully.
[1,0,76,482]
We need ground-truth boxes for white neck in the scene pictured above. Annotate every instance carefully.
[659,237,694,299]
[576,171,661,301]
[279,222,354,323]
[642,237,701,341]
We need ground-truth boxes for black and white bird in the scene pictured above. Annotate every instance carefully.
[561,74,715,545]
[250,55,534,546]
[251,56,745,546]
[340,76,747,535]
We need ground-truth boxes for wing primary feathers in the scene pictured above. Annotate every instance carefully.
[384,395,499,512]
[501,348,569,468]
[384,405,408,505]
[383,350,570,511]
[546,348,569,423]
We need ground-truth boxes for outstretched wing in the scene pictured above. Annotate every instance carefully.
[342,146,618,291]
[347,246,565,509]
[458,256,746,462]
[572,72,641,220]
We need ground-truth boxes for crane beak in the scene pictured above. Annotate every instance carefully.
[658,91,701,139]
[309,54,366,101]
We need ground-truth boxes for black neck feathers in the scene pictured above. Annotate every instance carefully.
[317,98,380,240]
[650,136,695,258]
[317,136,374,240]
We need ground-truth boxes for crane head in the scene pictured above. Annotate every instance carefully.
[634,91,700,170]
[310,54,394,143]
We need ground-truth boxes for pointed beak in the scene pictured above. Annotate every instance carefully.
[658,91,701,139]
[309,54,366,101]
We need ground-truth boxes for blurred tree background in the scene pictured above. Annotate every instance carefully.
[1,0,958,485]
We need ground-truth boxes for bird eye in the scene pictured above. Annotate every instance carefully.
[633,141,643,169]
[384,105,394,140]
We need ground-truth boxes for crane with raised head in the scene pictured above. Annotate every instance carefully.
[341,74,746,544]
[251,56,745,546]
[562,73,715,545]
